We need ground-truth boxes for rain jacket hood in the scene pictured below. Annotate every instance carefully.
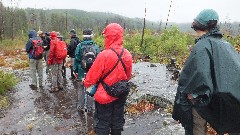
[26,30,42,59]
[28,30,37,39]
[172,28,240,134]
[103,23,123,49]
[50,31,58,40]
[48,31,64,65]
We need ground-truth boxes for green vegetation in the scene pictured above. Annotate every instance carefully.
[0,96,10,109]
[0,37,26,51]
[124,26,195,65]
[0,70,19,95]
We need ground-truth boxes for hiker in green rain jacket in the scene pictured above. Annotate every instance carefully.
[73,29,100,80]
[172,9,240,135]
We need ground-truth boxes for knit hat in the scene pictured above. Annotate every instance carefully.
[194,9,219,26]
[69,29,76,35]
[192,9,219,31]
[83,29,93,38]
[37,30,43,36]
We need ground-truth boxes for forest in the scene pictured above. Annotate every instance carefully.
[0,0,240,64]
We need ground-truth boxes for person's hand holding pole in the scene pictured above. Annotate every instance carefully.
[73,72,78,79]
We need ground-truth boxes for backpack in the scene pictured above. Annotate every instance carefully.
[31,39,44,59]
[81,44,97,71]
[55,40,67,59]
[99,48,130,98]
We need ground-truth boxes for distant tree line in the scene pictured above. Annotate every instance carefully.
[0,1,239,42]
[0,1,162,41]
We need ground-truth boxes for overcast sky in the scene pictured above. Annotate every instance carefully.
[2,0,240,23]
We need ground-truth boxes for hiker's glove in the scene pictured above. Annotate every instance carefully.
[73,72,78,79]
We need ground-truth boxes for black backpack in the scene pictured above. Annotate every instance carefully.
[81,44,97,71]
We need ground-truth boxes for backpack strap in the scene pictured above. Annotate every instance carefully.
[99,48,126,82]
[110,48,127,74]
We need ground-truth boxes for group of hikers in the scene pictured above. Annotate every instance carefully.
[24,9,240,135]
[26,28,100,92]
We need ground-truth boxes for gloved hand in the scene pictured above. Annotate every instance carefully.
[73,72,78,79]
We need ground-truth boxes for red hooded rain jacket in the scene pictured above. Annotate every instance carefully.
[84,23,132,104]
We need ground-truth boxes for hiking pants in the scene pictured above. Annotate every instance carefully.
[94,97,127,135]
[43,50,50,73]
[192,108,206,135]
[50,64,63,88]
[69,57,75,79]
[30,59,43,86]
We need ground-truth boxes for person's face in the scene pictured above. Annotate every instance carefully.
[195,30,208,37]
[39,33,44,38]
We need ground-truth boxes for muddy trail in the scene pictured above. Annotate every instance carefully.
[0,62,184,135]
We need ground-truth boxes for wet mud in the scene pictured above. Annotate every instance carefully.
[0,62,184,135]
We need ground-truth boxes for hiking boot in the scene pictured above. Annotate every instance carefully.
[69,76,76,80]
[29,84,37,90]
[58,86,63,91]
[111,129,122,135]
[49,87,58,93]
[77,105,85,114]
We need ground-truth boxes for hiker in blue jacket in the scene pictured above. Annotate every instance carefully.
[26,29,43,89]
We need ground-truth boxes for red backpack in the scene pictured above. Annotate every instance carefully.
[32,39,44,59]
[55,40,67,59]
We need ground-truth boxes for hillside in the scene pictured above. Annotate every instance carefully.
[0,1,239,40]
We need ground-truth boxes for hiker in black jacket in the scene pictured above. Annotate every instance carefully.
[67,29,81,79]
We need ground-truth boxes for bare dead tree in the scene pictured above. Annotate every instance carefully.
[140,7,146,48]
[158,20,163,32]
[65,10,68,32]
[11,0,15,40]
[165,0,173,29]
[0,0,3,42]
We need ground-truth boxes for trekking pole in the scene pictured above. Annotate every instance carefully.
[83,73,88,134]
[62,59,66,79]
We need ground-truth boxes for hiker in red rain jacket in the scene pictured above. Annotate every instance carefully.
[84,23,132,135]
[48,31,64,92]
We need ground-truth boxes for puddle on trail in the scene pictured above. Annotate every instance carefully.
[0,62,184,135]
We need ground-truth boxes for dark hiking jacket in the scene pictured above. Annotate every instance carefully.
[67,36,80,58]
[172,28,240,134]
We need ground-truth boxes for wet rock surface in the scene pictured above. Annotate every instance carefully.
[123,62,184,135]
[0,62,185,135]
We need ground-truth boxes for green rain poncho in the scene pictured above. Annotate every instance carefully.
[172,28,240,134]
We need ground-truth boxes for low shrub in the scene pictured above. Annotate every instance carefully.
[0,70,19,95]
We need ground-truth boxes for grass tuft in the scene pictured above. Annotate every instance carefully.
[12,61,29,69]
[0,96,10,109]
[0,70,19,95]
